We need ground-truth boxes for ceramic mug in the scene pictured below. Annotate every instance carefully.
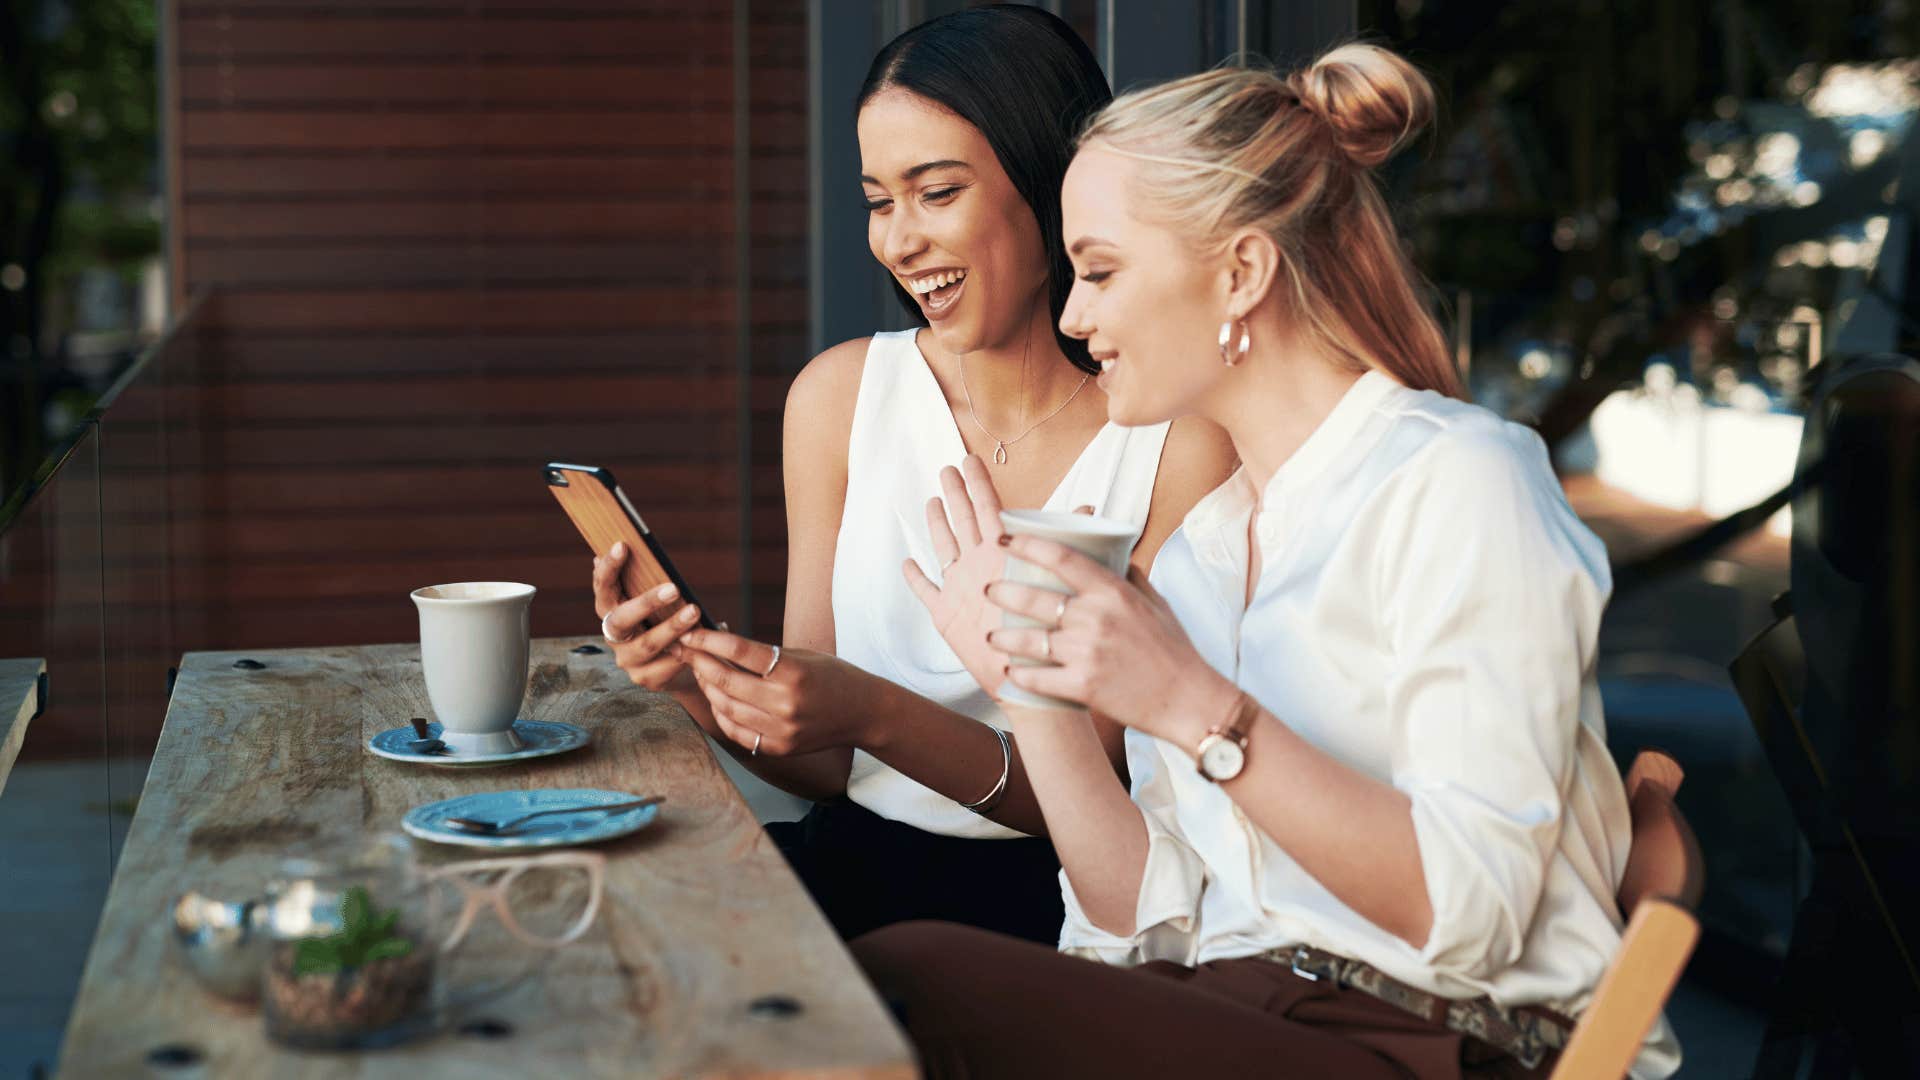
[996,510,1139,710]
[410,582,535,754]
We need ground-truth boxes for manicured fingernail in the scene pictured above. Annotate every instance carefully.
[985,630,998,647]
[611,541,626,557]
[656,583,678,601]
[997,535,1011,547]
[1002,664,1010,677]
[678,606,699,623]
[982,583,993,598]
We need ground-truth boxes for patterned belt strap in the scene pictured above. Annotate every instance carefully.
[1262,946,1571,1070]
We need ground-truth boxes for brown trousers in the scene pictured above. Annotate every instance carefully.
[852,922,1556,1080]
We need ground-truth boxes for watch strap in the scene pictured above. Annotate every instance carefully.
[1207,690,1256,745]
[1195,690,1256,780]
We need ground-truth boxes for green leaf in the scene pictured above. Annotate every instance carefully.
[340,885,370,940]
[293,938,343,977]
[372,910,400,938]
[362,938,414,963]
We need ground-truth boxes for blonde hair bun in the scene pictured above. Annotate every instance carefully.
[1289,43,1434,169]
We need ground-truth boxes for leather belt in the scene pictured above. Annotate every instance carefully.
[1260,944,1572,1070]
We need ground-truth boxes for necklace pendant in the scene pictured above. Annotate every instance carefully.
[993,442,1008,465]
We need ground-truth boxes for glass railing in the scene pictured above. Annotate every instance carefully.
[0,421,111,1074]
[0,295,210,1073]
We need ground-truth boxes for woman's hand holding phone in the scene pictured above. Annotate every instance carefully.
[592,542,700,692]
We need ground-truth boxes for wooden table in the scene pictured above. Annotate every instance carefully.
[0,656,46,797]
[58,639,917,1078]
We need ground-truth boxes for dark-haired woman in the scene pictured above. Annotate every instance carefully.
[589,4,1235,943]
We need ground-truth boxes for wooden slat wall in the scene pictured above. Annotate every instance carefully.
[114,0,806,753]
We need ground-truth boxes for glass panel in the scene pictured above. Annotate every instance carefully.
[0,423,109,1076]
[96,304,213,866]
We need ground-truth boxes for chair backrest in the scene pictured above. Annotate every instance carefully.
[1730,602,1920,1000]
[1551,901,1701,1080]
[1549,750,1705,1080]
[1729,609,1849,848]
[1789,355,1920,839]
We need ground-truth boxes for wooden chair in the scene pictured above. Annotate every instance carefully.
[1550,750,1706,1080]
[1730,604,1920,1075]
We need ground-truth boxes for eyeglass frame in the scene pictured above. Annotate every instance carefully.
[421,850,607,952]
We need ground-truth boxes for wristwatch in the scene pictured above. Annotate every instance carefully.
[1194,692,1256,783]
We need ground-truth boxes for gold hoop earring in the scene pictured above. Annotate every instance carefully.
[1217,319,1251,366]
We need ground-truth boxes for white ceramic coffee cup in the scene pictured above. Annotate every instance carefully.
[410,582,535,754]
[996,510,1139,711]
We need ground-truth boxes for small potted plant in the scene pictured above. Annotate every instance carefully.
[262,870,435,1049]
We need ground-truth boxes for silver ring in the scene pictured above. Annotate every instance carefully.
[1041,630,1053,663]
[601,613,632,645]
[1052,594,1069,627]
[763,644,783,678]
[751,731,763,756]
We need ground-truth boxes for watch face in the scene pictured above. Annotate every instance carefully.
[1201,737,1245,781]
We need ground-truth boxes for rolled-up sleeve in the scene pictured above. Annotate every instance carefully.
[1059,733,1208,966]
[1376,429,1610,981]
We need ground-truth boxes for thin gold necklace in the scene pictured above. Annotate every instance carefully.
[958,338,1090,465]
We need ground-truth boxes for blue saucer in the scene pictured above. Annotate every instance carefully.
[367,719,589,768]
[402,789,661,850]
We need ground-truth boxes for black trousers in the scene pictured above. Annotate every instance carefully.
[764,799,1065,945]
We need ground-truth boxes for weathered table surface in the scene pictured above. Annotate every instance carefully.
[0,656,45,797]
[58,639,917,1079]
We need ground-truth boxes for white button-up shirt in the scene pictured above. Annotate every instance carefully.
[1059,371,1680,1078]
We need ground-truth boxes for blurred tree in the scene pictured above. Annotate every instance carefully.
[1365,0,1920,445]
[0,0,158,498]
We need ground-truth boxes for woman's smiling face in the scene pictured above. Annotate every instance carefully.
[1059,142,1231,427]
[858,88,1052,354]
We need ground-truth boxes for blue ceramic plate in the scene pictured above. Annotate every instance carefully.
[367,720,589,768]
[402,789,661,850]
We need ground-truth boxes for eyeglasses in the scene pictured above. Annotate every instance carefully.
[422,851,606,951]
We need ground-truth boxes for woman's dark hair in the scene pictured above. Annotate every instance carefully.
[858,4,1111,375]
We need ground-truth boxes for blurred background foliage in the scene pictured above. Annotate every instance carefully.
[1367,0,1918,448]
[2,0,160,499]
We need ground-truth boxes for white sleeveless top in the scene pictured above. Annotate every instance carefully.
[831,329,1171,839]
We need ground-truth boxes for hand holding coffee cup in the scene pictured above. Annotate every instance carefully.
[987,529,1223,739]
[991,510,1139,710]
[410,582,535,754]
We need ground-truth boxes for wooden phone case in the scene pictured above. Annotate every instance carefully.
[544,463,714,629]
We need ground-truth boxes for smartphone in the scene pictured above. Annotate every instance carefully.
[544,462,720,631]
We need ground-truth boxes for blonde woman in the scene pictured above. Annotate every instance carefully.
[855,45,1680,1079]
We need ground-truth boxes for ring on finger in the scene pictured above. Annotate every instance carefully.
[763,644,783,678]
[601,613,633,645]
[751,731,763,756]
[1052,594,1069,627]
[1041,629,1053,663]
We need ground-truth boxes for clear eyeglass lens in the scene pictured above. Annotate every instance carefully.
[503,863,596,943]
